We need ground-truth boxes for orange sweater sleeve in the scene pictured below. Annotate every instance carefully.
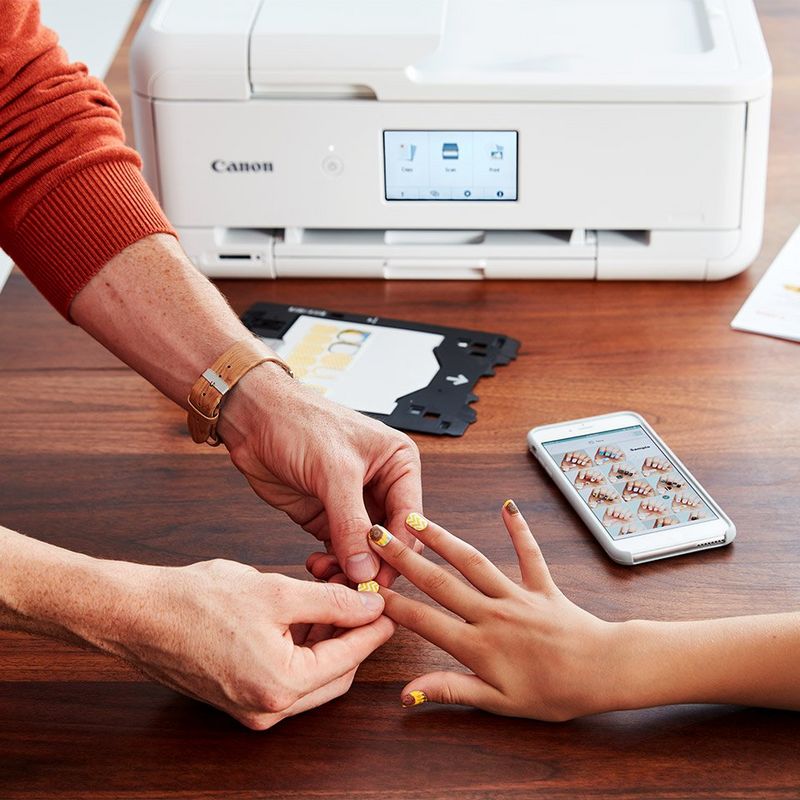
[0,0,175,319]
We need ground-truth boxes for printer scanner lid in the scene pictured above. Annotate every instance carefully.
[132,0,772,103]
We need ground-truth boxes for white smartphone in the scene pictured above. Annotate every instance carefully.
[527,411,735,565]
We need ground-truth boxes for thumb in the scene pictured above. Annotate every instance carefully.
[286,579,385,628]
[401,671,505,712]
[323,477,380,584]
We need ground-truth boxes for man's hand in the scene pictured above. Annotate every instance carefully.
[104,559,394,729]
[219,364,423,585]
[0,526,394,729]
[71,235,423,587]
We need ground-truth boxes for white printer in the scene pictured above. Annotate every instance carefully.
[130,0,772,281]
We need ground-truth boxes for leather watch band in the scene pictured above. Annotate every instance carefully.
[187,338,293,446]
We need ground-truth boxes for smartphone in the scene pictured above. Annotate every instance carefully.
[527,411,735,565]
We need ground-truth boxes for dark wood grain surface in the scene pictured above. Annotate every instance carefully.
[1,1,799,797]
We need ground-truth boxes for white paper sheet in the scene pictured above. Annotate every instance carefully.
[263,315,444,416]
[731,225,800,343]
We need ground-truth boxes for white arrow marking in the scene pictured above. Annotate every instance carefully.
[446,374,468,386]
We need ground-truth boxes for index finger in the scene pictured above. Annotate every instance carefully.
[375,532,423,588]
[367,524,489,620]
[398,515,514,597]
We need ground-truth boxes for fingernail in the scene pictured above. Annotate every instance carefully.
[358,590,383,610]
[401,690,428,708]
[369,524,393,547]
[503,499,520,515]
[346,552,379,582]
[357,580,380,593]
[405,512,428,531]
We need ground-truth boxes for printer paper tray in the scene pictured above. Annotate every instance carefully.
[179,226,745,282]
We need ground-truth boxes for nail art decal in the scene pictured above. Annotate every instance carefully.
[503,499,520,515]
[587,486,621,508]
[560,451,594,472]
[357,581,380,593]
[369,524,393,547]
[406,512,428,531]
[402,690,428,707]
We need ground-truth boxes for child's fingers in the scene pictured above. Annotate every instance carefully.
[402,513,515,597]
[379,587,476,663]
[375,536,424,588]
[400,671,506,714]
[367,525,488,621]
[501,500,553,591]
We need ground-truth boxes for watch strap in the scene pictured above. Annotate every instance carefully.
[187,339,293,446]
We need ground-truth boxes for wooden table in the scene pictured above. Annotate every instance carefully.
[1,2,799,797]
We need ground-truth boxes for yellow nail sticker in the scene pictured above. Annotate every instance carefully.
[402,690,428,707]
[357,581,380,593]
[369,525,393,547]
[320,353,353,369]
[405,512,428,531]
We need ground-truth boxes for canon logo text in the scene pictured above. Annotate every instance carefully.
[211,160,273,173]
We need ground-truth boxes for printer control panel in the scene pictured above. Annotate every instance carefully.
[383,130,518,201]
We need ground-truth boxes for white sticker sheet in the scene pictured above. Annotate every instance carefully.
[262,315,444,415]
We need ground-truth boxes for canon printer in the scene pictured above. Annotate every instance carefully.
[130,0,772,281]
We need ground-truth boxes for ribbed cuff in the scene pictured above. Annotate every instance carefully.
[10,159,176,320]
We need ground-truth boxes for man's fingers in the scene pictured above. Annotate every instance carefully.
[306,552,341,582]
[282,578,385,626]
[300,615,396,693]
[371,440,423,587]
[303,572,351,644]
[501,500,553,591]
[401,671,506,714]
[379,586,475,664]
[400,514,514,598]
[324,479,379,583]
[367,524,487,621]
[243,670,357,731]
[376,435,423,534]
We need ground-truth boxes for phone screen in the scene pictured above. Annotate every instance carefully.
[542,425,718,540]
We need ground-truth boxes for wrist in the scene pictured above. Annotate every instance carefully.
[606,618,692,712]
[567,618,641,716]
[215,357,297,449]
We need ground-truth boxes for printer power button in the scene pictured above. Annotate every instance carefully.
[321,155,344,177]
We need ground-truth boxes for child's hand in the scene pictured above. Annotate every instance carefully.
[366,504,622,721]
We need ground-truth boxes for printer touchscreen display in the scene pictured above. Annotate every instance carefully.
[383,130,518,201]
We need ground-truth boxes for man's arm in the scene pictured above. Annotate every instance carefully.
[0,526,104,645]
[0,1,422,582]
[0,0,174,317]
[69,233,422,584]
[69,233,267,408]
[0,524,393,730]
